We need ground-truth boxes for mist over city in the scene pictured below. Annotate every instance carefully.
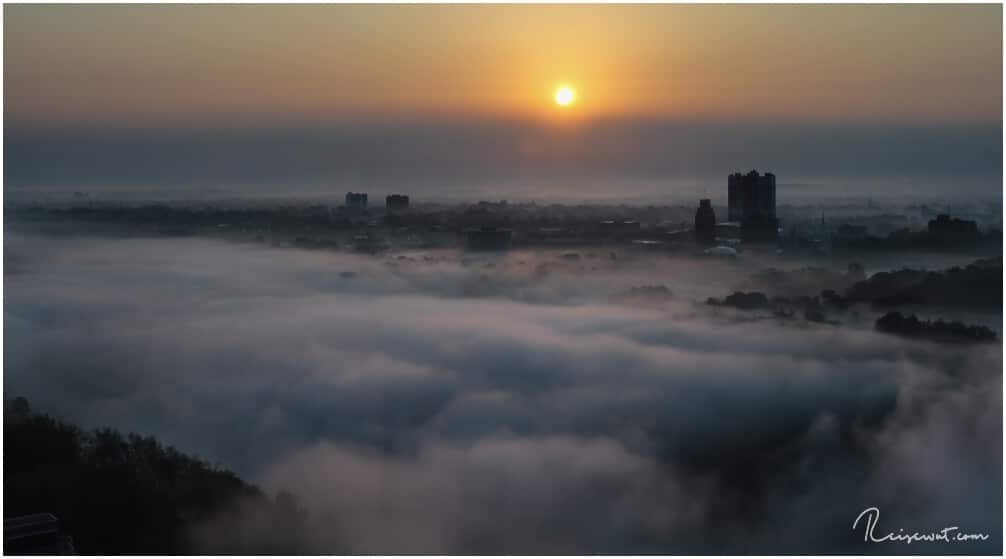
[3,3,1003,556]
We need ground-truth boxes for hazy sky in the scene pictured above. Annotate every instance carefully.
[3,5,1002,197]
[5,4,1002,126]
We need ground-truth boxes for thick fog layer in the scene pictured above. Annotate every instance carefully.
[4,233,1001,553]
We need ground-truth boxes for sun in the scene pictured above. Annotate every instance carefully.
[554,86,576,107]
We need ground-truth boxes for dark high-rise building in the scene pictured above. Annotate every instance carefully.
[728,170,776,222]
[728,170,778,242]
[727,175,742,222]
[345,192,368,209]
[694,199,716,245]
[385,194,410,212]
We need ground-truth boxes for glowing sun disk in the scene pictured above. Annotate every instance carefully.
[554,86,575,107]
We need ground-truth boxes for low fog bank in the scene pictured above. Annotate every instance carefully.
[4,233,1001,553]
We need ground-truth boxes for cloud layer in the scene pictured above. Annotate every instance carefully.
[4,233,1001,553]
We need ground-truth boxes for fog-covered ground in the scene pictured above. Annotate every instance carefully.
[4,231,1001,553]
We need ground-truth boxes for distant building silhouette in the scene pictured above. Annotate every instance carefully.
[728,170,776,222]
[928,214,978,236]
[694,199,716,245]
[345,192,368,209]
[927,214,979,245]
[385,194,410,212]
[728,170,779,243]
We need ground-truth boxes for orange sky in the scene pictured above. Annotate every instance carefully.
[4,4,1002,126]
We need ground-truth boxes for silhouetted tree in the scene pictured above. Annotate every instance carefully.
[4,398,311,554]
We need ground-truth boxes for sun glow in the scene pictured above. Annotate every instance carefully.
[554,86,576,107]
